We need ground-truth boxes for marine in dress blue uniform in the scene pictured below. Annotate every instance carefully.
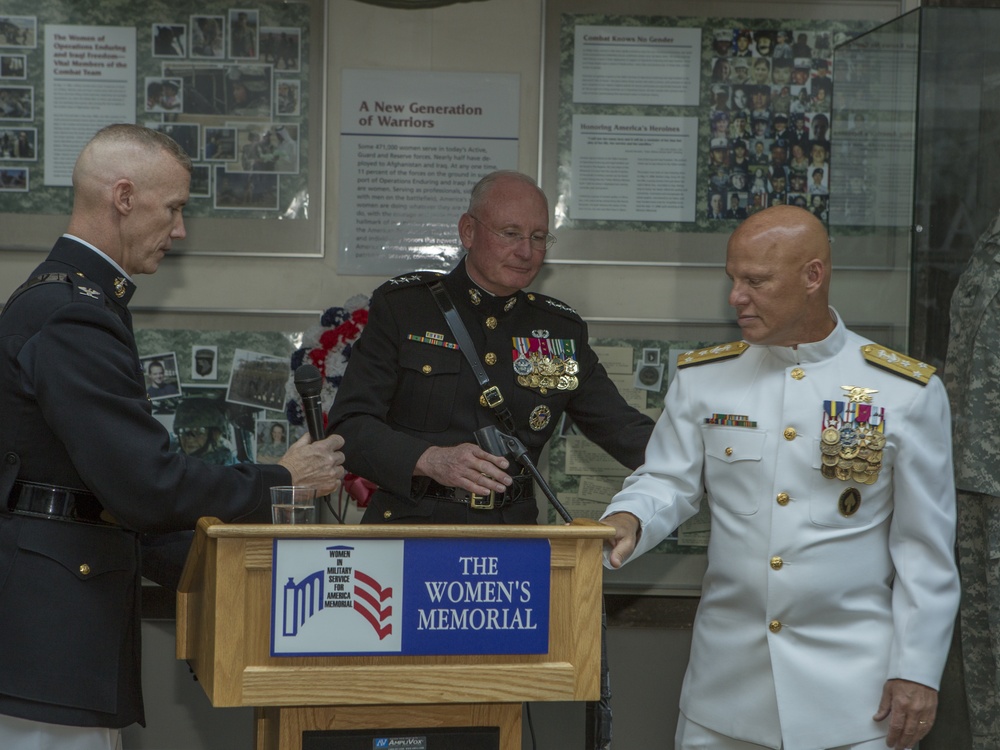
[0,125,344,742]
[329,171,654,524]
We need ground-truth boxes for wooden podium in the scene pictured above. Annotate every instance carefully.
[176,518,614,750]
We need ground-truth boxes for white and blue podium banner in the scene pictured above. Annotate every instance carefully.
[270,537,551,657]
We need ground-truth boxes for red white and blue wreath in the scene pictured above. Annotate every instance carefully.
[284,294,377,511]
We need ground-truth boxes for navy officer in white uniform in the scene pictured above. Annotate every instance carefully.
[601,205,959,750]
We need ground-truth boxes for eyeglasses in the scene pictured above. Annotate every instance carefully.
[177,427,208,438]
[468,214,556,250]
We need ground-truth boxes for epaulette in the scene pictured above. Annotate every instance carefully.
[677,341,749,368]
[2,272,104,317]
[860,344,935,385]
[378,270,445,293]
[524,292,582,320]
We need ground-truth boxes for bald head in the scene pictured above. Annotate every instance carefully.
[468,170,548,217]
[68,124,192,276]
[730,205,831,276]
[726,205,835,347]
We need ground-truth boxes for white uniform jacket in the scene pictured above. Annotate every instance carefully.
[602,312,959,750]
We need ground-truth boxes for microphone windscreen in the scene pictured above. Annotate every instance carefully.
[294,364,323,397]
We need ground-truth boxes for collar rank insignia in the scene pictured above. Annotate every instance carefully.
[113,277,128,298]
[860,344,934,385]
[677,341,749,369]
[78,286,101,299]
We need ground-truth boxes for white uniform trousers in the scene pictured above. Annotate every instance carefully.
[0,714,122,750]
[676,712,900,750]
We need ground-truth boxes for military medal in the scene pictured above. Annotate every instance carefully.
[511,336,580,394]
[818,385,886,484]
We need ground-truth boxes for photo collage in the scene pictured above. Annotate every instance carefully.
[0,5,307,213]
[0,14,35,193]
[706,27,842,224]
[146,9,304,211]
[142,342,292,467]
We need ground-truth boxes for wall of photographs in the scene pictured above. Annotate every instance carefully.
[0,0,324,256]
[539,1,903,267]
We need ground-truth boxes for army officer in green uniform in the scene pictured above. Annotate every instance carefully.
[328,170,655,524]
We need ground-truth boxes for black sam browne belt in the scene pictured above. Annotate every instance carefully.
[423,474,534,510]
[7,480,108,524]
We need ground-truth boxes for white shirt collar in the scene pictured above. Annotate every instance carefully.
[63,233,133,282]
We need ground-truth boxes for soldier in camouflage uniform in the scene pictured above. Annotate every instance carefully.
[945,209,1000,749]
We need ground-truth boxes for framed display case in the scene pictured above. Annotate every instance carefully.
[831,6,1000,368]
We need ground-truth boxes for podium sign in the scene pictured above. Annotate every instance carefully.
[271,538,551,657]
[176,519,613,750]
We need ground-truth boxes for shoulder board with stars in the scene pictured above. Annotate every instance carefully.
[524,292,582,320]
[677,341,749,368]
[860,344,935,385]
[377,271,445,294]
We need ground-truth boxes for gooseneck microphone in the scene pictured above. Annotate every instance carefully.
[474,424,611,748]
[473,425,573,523]
[293,364,339,522]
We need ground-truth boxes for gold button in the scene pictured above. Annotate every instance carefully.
[776,492,790,506]
[485,352,497,365]
[790,368,805,380]
[383,510,392,519]
[770,556,783,570]
[79,564,91,575]
[421,365,432,374]
[769,620,782,633]
[527,294,536,301]
[725,447,733,456]
[486,316,498,329]
[783,427,796,440]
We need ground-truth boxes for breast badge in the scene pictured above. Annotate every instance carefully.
[529,405,552,431]
[819,385,885,484]
[838,487,862,517]
[512,336,579,395]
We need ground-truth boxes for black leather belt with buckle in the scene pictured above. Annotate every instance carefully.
[424,475,534,510]
[7,480,108,524]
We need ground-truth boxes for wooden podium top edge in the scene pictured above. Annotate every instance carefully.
[195,516,615,540]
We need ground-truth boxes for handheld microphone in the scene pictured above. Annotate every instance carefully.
[293,364,339,522]
[293,364,326,442]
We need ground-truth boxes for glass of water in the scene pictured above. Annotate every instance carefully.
[270,486,317,524]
